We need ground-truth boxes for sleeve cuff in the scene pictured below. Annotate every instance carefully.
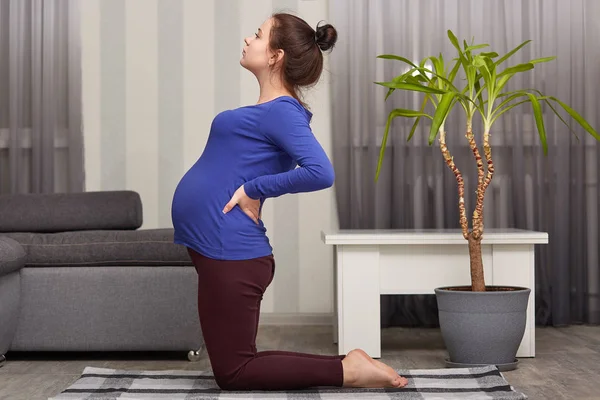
[244,181,261,200]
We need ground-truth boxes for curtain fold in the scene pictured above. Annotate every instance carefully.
[0,0,83,194]
[329,0,600,326]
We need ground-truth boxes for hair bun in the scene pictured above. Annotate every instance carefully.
[315,22,337,52]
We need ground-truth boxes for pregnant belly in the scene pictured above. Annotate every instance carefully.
[171,170,223,241]
[171,170,267,251]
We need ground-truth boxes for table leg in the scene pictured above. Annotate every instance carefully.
[332,246,338,344]
[336,245,382,358]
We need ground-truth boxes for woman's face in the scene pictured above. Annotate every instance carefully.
[240,18,280,76]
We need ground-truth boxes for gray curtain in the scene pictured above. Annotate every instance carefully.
[329,0,600,326]
[0,0,83,194]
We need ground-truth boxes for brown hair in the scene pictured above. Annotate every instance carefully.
[269,13,338,107]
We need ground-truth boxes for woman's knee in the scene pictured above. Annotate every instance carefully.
[214,371,246,391]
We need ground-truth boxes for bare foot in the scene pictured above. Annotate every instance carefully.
[353,349,408,387]
[341,349,406,388]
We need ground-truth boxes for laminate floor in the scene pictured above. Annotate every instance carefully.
[1,325,598,400]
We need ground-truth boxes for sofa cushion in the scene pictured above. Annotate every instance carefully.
[0,190,143,233]
[0,236,26,276]
[4,229,193,267]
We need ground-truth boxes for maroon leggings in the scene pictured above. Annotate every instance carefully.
[187,248,345,391]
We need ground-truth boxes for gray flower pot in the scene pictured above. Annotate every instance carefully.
[435,286,530,371]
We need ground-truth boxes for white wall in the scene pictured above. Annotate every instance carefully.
[80,0,337,319]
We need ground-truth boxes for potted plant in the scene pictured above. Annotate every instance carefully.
[374,30,599,370]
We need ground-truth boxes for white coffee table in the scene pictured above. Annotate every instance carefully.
[321,229,549,359]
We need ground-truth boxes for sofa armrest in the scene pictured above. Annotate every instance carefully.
[0,191,143,233]
[0,236,24,357]
[0,237,26,276]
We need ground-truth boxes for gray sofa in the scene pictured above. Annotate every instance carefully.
[0,191,203,367]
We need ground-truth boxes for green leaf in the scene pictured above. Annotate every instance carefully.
[375,108,433,181]
[448,57,462,83]
[544,99,576,137]
[428,92,455,145]
[377,61,435,89]
[497,63,534,78]
[528,89,578,139]
[388,108,434,119]
[385,88,394,101]
[407,96,430,142]
[475,58,493,90]
[527,94,548,155]
[377,54,419,69]
[494,89,582,140]
[491,99,530,124]
[384,72,411,100]
[473,79,485,113]
[496,39,532,65]
[448,30,468,67]
[496,89,529,98]
[383,72,410,101]
[547,96,600,141]
[485,57,496,82]
[494,66,533,98]
[465,43,490,52]
[473,55,486,68]
[463,40,473,62]
[386,91,397,101]
[415,67,463,92]
[492,92,528,118]
[529,56,556,64]
[480,52,499,58]
[495,74,514,95]
[405,75,428,85]
[390,57,455,91]
[374,81,447,95]
[427,56,440,73]
[392,69,415,82]
[402,68,430,84]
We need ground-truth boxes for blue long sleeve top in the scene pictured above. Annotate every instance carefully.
[171,96,335,260]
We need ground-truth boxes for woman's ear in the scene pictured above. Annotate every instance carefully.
[269,49,284,66]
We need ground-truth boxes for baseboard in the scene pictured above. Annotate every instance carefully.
[258,313,333,326]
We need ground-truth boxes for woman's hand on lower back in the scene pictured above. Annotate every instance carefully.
[222,185,260,224]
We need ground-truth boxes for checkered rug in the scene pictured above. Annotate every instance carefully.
[49,365,527,399]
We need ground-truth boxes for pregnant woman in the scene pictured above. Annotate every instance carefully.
[171,12,407,391]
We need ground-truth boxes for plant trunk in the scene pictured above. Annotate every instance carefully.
[439,129,469,240]
[468,233,486,292]
[467,127,493,292]
[466,127,485,238]
[472,130,495,239]
[441,126,491,292]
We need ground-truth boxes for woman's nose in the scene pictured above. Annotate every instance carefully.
[244,37,250,46]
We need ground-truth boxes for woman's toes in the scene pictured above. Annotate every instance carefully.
[395,376,408,387]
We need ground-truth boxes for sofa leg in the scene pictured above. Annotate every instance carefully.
[187,347,203,362]
[0,354,6,368]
